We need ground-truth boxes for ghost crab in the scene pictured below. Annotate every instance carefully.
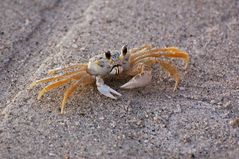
[30,44,189,113]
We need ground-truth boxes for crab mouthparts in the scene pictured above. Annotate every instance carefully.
[110,64,121,72]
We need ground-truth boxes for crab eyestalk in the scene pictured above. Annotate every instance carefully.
[119,45,128,61]
[105,51,111,59]
[121,45,127,56]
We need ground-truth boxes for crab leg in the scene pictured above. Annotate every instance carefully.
[70,73,95,87]
[158,61,180,91]
[133,57,180,91]
[132,50,188,67]
[37,79,70,100]
[61,81,79,114]
[130,44,154,54]
[30,70,85,88]
[36,71,91,99]
[96,76,122,99]
[131,47,189,69]
[132,47,182,59]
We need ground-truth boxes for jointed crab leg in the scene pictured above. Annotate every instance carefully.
[131,47,182,58]
[36,72,90,99]
[133,57,180,91]
[132,50,188,67]
[36,72,95,113]
[131,47,189,69]
[37,79,69,100]
[158,60,180,91]
[61,80,79,114]
[30,70,85,88]
[130,44,154,54]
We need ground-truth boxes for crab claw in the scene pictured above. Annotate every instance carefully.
[96,76,122,99]
[120,70,152,89]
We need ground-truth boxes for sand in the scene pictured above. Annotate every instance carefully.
[0,0,238,158]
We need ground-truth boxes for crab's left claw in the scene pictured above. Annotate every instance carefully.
[120,70,152,89]
[96,76,122,99]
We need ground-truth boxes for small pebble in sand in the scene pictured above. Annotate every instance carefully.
[229,118,239,128]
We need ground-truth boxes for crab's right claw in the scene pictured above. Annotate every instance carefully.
[96,76,122,99]
[120,70,152,89]
[97,84,122,99]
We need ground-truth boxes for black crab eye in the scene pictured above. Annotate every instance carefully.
[105,51,111,59]
[121,45,127,56]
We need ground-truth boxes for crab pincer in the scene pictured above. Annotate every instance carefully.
[96,76,122,99]
[120,70,152,89]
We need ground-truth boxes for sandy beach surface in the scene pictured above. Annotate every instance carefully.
[0,0,238,158]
